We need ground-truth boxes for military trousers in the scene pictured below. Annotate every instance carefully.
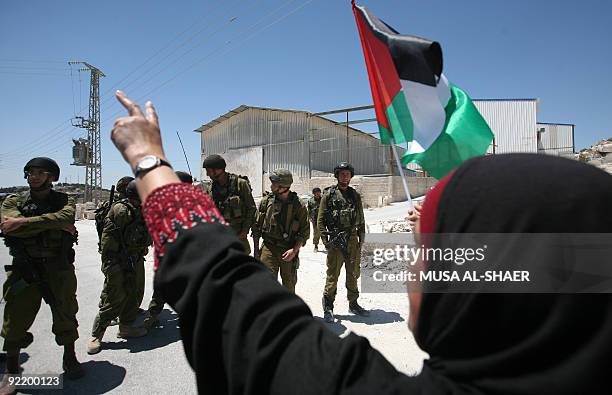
[135,254,145,311]
[260,244,298,293]
[147,288,164,316]
[91,256,144,337]
[311,220,320,246]
[323,234,361,303]
[1,258,79,351]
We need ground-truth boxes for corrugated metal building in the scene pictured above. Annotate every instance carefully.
[473,99,539,154]
[195,105,404,196]
[536,122,575,158]
[195,100,574,196]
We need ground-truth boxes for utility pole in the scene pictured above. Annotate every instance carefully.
[69,61,105,204]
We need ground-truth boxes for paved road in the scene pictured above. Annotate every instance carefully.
[0,205,426,394]
[0,220,196,394]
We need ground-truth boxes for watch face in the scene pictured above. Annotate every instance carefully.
[138,156,159,170]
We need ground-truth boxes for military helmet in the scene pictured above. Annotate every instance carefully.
[125,180,139,199]
[269,169,293,188]
[312,187,321,194]
[175,171,193,183]
[334,162,354,178]
[202,154,226,169]
[116,176,134,195]
[23,157,60,180]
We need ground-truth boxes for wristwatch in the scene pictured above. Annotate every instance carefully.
[133,155,172,178]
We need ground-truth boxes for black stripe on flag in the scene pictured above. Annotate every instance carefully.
[357,6,443,87]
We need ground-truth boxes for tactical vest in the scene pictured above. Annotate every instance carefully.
[208,173,250,227]
[307,197,321,221]
[112,199,150,252]
[324,186,363,231]
[10,191,75,260]
[257,192,303,247]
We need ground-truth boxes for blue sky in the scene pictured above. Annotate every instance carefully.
[1,0,610,188]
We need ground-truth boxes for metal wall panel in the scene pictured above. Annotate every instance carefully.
[202,107,391,181]
[307,115,389,175]
[537,123,575,157]
[200,101,546,181]
[201,108,309,180]
[474,100,538,154]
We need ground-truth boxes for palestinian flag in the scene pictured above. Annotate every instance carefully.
[352,3,494,179]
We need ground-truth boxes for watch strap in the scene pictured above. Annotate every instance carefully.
[134,157,173,178]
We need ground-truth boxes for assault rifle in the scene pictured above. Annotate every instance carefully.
[0,231,61,316]
[322,228,351,263]
[115,225,136,272]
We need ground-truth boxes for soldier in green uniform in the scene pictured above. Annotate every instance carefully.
[252,169,309,293]
[203,154,256,254]
[87,181,151,354]
[307,187,322,252]
[144,171,193,329]
[98,176,139,328]
[0,157,84,379]
[318,162,369,323]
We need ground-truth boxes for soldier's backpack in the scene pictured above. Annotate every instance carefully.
[94,200,112,240]
[94,199,136,242]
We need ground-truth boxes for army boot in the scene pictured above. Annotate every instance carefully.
[4,349,20,374]
[143,313,160,330]
[117,324,147,338]
[322,296,334,323]
[87,330,105,355]
[349,300,370,317]
[0,349,20,395]
[63,342,85,380]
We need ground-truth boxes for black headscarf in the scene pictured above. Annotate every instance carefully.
[416,153,612,395]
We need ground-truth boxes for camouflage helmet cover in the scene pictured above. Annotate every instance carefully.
[125,180,139,199]
[202,154,226,169]
[269,168,293,188]
[116,176,134,195]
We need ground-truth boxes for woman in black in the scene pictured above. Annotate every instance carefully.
[111,91,612,394]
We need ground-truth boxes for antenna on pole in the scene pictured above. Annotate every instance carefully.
[176,131,193,177]
[69,61,105,204]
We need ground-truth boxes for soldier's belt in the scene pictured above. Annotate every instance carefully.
[262,239,293,252]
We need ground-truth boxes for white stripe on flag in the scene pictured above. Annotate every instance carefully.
[401,75,451,153]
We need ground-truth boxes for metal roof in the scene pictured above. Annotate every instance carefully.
[194,105,379,140]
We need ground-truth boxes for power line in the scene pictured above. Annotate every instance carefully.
[1,0,314,162]
[96,0,247,102]
[101,0,312,117]
[0,66,70,71]
[0,71,69,76]
[0,2,245,159]
[0,58,66,63]
[93,0,261,116]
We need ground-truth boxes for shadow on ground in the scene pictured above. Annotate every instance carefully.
[0,352,30,374]
[334,309,404,325]
[16,360,126,395]
[101,309,181,353]
[313,316,348,336]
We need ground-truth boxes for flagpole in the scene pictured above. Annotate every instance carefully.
[390,138,414,211]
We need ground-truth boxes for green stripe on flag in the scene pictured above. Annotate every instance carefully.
[381,91,413,145]
[401,84,494,179]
